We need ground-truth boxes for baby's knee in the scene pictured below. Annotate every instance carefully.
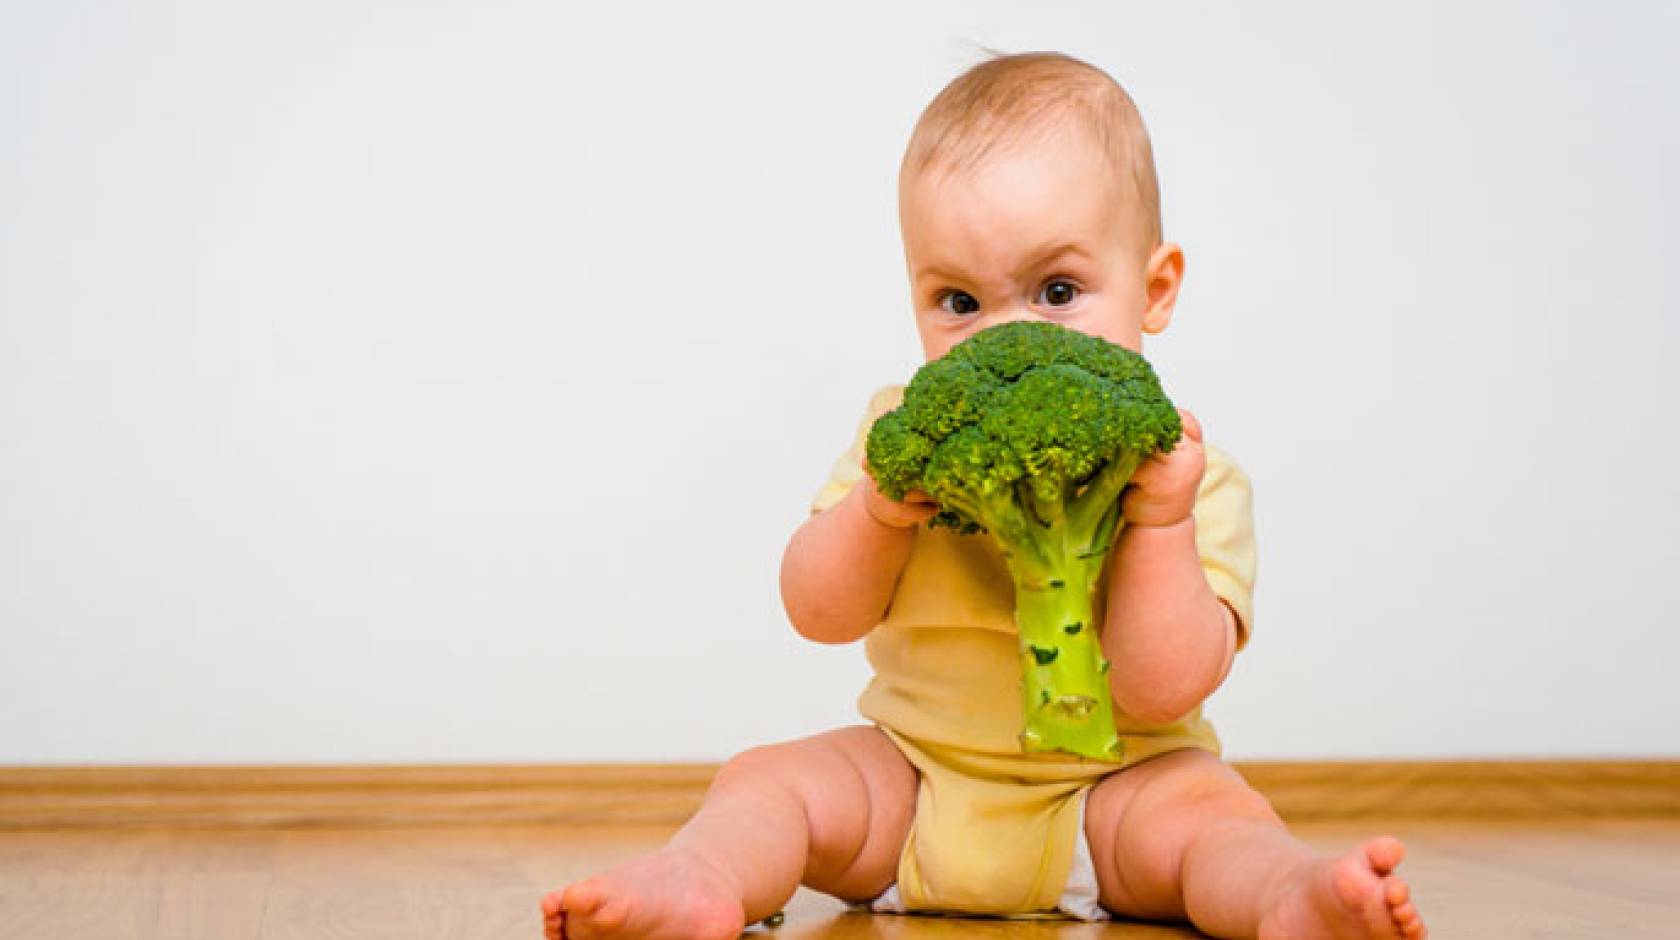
[711,740,816,794]
[1123,751,1280,827]
[710,727,887,800]
[1159,761,1279,825]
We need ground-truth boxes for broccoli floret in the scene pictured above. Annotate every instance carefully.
[865,321,1182,760]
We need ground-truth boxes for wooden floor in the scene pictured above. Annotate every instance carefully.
[1,819,1676,939]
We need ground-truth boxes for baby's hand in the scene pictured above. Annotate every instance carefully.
[1122,408,1205,528]
[858,457,940,529]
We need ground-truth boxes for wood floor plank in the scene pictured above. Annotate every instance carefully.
[258,828,534,940]
[0,829,271,940]
[1,820,1675,939]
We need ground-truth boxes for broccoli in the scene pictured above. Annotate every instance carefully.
[865,320,1182,761]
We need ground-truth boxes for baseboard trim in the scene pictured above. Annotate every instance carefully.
[1,761,1674,830]
[1234,760,1679,822]
[0,765,717,830]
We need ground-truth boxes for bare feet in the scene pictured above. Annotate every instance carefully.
[1258,837,1426,940]
[539,847,746,940]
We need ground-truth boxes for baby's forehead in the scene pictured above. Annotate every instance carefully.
[901,121,1118,196]
[898,141,1156,273]
[899,148,1149,276]
[900,130,1138,244]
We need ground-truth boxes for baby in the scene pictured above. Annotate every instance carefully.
[543,52,1427,940]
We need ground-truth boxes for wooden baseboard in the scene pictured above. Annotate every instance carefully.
[0,761,1674,830]
[1234,760,1679,822]
[0,765,716,830]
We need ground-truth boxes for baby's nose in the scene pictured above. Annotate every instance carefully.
[991,309,1044,327]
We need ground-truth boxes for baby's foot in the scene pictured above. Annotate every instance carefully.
[539,847,746,940]
[1258,836,1426,940]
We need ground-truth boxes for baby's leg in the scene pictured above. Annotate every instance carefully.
[540,725,916,940]
[1084,749,1425,940]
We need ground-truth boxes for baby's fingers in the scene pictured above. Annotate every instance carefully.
[1176,408,1203,444]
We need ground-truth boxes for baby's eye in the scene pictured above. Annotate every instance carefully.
[939,290,980,316]
[1037,279,1080,307]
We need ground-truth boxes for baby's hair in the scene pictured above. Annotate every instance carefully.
[902,51,1163,251]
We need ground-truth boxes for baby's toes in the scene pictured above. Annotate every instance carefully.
[540,891,565,940]
[1385,877,1426,938]
[1383,878,1408,910]
[560,880,605,917]
[1364,836,1405,875]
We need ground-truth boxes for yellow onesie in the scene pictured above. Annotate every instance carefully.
[810,385,1257,917]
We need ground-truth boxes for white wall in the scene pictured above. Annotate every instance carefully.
[2,1,1675,763]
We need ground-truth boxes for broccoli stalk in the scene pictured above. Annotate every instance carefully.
[865,321,1181,761]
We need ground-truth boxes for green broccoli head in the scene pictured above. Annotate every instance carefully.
[861,320,1184,761]
[865,320,1181,538]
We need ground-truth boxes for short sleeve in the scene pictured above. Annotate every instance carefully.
[1195,443,1258,650]
[810,385,906,515]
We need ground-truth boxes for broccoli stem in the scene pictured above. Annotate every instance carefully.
[1003,507,1127,762]
[966,452,1150,760]
[1068,452,1142,551]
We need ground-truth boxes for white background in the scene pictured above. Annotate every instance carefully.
[2,1,1676,763]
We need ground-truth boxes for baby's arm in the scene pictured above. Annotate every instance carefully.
[1102,410,1240,724]
[780,473,937,644]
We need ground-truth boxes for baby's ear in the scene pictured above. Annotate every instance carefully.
[1141,242,1185,335]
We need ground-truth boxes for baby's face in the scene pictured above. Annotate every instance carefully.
[899,128,1176,362]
